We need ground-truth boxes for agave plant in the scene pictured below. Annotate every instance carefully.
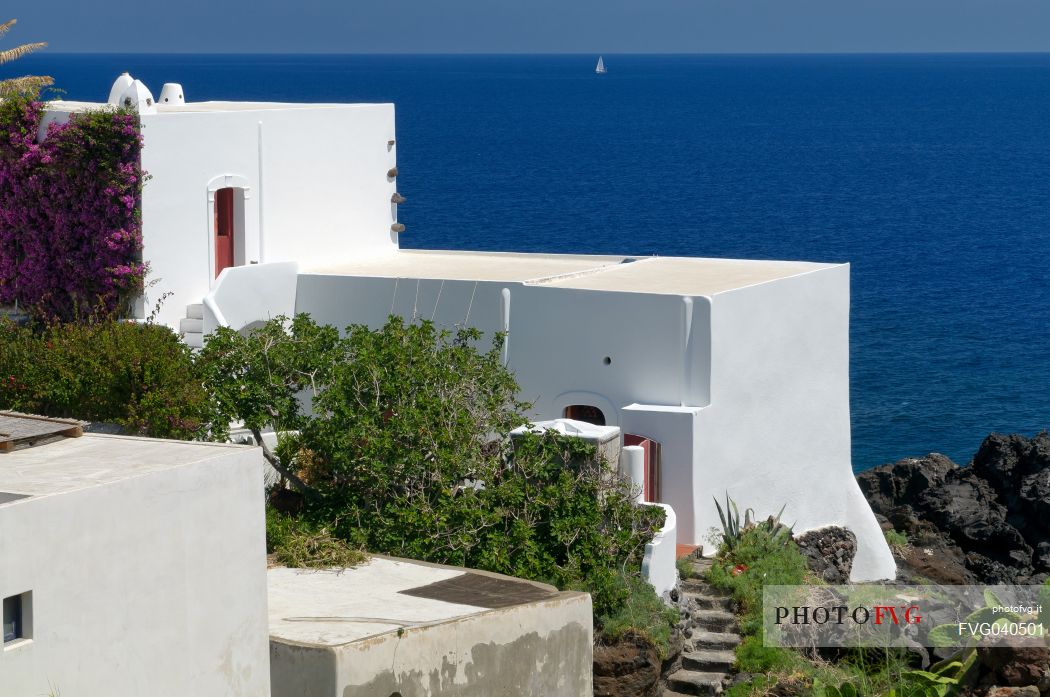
[713,493,754,551]
[714,494,793,552]
[0,19,53,97]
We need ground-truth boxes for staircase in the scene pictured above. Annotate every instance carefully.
[664,558,741,696]
[180,304,204,349]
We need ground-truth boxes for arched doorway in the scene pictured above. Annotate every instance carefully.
[214,187,245,277]
[563,404,606,426]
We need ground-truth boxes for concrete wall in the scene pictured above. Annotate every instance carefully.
[270,590,593,697]
[0,440,270,696]
[695,265,896,581]
[135,103,397,327]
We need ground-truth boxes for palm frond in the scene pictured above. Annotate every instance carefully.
[0,74,54,97]
[0,42,47,65]
[0,19,16,39]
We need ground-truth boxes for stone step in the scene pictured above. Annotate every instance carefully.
[691,630,741,650]
[693,610,737,632]
[180,317,203,334]
[686,595,734,611]
[182,331,203,349]
[186,303,204,320]
[683,649,736,673]
[666,669,725,696]
[680,580,730,597]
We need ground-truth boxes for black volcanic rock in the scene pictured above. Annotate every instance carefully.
[857,432,1050,585]
[795,527,857,583]
[856,453,957,513]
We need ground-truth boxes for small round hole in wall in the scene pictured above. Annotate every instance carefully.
[603,356,612,365]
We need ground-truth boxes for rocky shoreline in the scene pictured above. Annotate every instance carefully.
[857,431,1050,586]
[592,431,1050,696]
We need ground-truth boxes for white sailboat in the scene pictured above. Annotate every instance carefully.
[595,56,607,74]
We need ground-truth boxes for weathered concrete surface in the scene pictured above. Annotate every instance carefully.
[269,558,593,697]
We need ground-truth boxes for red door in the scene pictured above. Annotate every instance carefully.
[215,188,235,277]
[624,434,661,502]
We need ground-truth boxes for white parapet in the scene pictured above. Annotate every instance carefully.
[641,502,679,600]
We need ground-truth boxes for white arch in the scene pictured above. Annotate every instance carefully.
[205,175,253,285]
[552,390,619,428]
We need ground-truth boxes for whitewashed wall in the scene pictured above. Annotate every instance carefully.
[136,103,397,328]
[0,440,270,696]
[695,265,896,581]
[294,264,894,581]
[295,273,712,423]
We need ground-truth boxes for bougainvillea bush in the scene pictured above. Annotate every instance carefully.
[0,94,146,321]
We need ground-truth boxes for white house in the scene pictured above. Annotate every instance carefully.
[42,76,896,581]
[0,424,270,697]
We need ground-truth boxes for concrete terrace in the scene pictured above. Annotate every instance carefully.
[0,434,247,500]
[268,557,561,646]
[304,249,841,296]
[268,557,594,697]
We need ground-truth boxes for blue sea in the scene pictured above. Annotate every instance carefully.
[20,53,1050,471]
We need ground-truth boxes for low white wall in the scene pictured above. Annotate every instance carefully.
[294,273,713,425]
[203,261,299,333]
[641,503,679,600]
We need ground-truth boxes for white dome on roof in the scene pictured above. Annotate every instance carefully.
[107,72,134,106]
[119,79,157,115]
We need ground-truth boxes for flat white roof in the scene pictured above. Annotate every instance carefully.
[0,434,248,502]
[307,250,628,283]
[306,250,840,296]
[539,256,838,296]
[268,557,560,647]
[47,100,387,115]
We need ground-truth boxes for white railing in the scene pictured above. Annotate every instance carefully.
[641,502,678,600]
[202,262,299,334]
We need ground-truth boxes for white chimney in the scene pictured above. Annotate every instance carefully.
[158,83,185,106]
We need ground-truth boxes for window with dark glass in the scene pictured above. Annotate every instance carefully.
[3,592,30,644]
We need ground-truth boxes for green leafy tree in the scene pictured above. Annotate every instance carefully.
[198,314,665,617]
[0,19,53,97]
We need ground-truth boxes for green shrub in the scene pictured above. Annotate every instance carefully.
[734,635,802,672]
[676,554,695,580]
[884,529,909,553]
[597,571,680,658]
[709,524,808,636]
[0,317,213,439]
[201,315,665,620]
